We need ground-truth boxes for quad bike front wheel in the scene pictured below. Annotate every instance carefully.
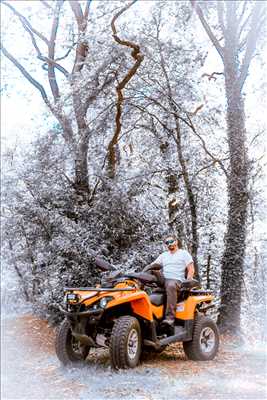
[183,315,219,361]
[55,319,90,365]
[110,316,142,369]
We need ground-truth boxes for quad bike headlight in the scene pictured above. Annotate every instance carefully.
[64,292,80,304]
[99,296,113,308]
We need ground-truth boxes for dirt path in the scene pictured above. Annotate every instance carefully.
[1,313,266,400]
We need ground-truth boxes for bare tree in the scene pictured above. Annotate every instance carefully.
[1,0,115,197]
[191,0,266,333]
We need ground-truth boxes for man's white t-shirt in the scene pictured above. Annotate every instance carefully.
[153,249,193,281]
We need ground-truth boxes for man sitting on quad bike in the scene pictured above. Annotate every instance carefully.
[56,238,219,369]
[144,235,195,327]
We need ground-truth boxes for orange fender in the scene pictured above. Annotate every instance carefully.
[106,291,154,321]
[176,295,214,320]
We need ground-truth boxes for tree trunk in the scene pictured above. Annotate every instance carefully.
[190,0,263,333]
[8,239,30,301]
[167,172,179,229]
[174,118,200,281]
[159,140,180,231]
[74,128,90,194]
[72,84,90,195]
[206,254,211,290]
[218,56,249,333]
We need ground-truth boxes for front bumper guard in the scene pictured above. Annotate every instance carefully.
[58,304,104,318]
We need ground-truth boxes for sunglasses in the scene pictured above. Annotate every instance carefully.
[165,239,176,245]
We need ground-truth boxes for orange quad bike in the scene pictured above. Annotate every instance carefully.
[55,258,219,369]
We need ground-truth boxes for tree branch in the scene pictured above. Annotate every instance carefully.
[238,34,249,52]
[239,2,266,91]
[7,238,30,301]
[185,112,229,179]
[191,0,224,61]
[88,178,100,204]
[192,158,229,180]
[69,0,89,73]
[84,0,92,21]
[238,10,252,40]
[1,44,50,105]
[2,1,49,45]
[41,0,53,10]
[55,44,76,62]
[83,58,117,111]
[189,104,204,116]
[217,1,226,37]
[202,71,224,81]
[238,0,249,25]
[130,102,175,139]
[130,89,195,132]
[107,0,144,178]
[2,0,68,81]
[47,0,64,100]
[38,55,69,77]
[69,0,84,28]
[50,108,74,144]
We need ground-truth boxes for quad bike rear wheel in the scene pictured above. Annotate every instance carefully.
[110,316,142,369]
[55,319,90,365]
[183,315,219,361]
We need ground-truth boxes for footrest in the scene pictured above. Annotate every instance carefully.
[160,327,187,347]
[174,326,186,335]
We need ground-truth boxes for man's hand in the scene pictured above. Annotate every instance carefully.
[186,262,195,280]
[143,265,152,272]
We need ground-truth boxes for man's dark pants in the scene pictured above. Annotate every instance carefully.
[165,279,182,321]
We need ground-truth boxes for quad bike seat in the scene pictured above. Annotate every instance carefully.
[149,291,195,307]
[150,289,189,304]
[149,279,200,306]
[149,293,165,306]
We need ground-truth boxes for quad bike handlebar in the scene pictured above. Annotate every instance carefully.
[142,263,162,273]
[95,256,200,290]
[95,256,115,271]
[100,270,158,288]
[122,271,158,284]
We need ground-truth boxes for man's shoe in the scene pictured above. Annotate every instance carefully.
[162,318,175,326]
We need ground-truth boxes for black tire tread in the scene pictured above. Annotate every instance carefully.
[55,319,88,365]
[183,315,219,361]
[110,316,141,369]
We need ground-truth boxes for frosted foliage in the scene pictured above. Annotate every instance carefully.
[1,0,266,334]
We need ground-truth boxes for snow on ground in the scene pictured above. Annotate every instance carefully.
[1,312,266,400]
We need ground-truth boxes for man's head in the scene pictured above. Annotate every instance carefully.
[164,235,179,252]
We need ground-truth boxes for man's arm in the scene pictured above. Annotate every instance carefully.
[143,263,162,272]
[186,262,195,279]
[143,254,163,272]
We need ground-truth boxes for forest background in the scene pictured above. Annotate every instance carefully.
[1,0,266,339]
